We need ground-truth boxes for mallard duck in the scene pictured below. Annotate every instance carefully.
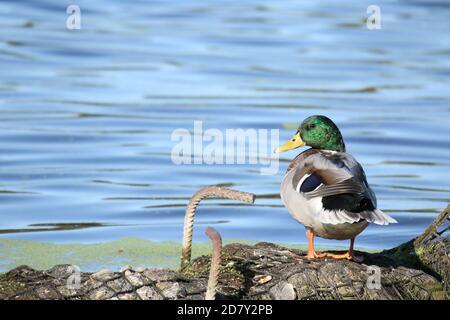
[275,115,397,261]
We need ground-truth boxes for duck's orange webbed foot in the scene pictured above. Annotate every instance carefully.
[303,229,329,260]
[302,232,364,262]
[305,250,327,259]
[321,251,364,263]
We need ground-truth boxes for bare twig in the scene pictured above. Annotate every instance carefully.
[180,186,255,272]
[414,204,450,247]
[204,227,222,300]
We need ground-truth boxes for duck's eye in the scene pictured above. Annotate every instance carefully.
[308,124,316,130]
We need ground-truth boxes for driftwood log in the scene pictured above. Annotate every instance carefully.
[0,191,448,300]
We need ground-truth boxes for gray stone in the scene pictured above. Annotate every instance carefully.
[118,292,140,300]
[184,279,207,295]
[156,282,187,299]
[57,285,84,298]
[81,277,103,292]
[184,294,204,300]
[107,277,134,293]
[120,265,132,272]
[45,264,78,279]
[91,269,117,282]
[124,270,150,287]
[36,286,60,300]
[287,268,319,299]
[269,281,296,300]
[337,285,355,297]
[136,286,164,300]
[88,286,115,300]
[142,269,181,282]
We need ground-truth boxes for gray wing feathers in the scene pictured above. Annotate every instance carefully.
[304,179,364,199]
[296,151,397,225]
[303,153,354,183]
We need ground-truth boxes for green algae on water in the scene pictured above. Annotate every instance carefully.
[0,237,378,273]
[0,238,257,273]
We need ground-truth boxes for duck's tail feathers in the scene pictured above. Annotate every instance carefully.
[360,208,398,225]
[318,208,397,225]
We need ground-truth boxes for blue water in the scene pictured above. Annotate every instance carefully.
[0,0,449,253]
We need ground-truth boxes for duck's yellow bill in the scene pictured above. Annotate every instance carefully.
[274,132,305,153]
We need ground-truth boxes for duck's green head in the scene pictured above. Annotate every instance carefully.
[275,115,346,153]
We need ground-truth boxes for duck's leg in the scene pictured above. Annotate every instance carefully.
[321,238,364,262]
[305,229,327,259]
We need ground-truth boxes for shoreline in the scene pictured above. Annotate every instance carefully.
[0,237,381,273]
